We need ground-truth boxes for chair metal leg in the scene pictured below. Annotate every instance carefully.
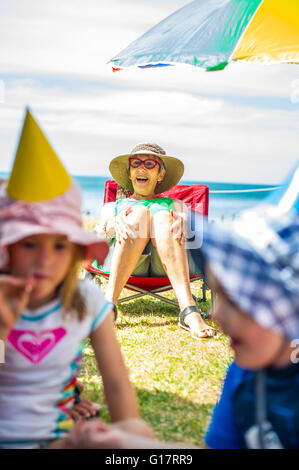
[124,283,179,306]
[118,292,146,303]
[85,271,96,282]
[117,282,180,306]
[202,278,207,302]
[146,293,178,306]
[211,289,217,313]
[190,277,207,303]
[86,270,210,309]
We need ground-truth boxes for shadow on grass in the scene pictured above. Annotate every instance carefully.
[82,384,213,447]
[116,300,178,329]
[118,298,179,317]
[114,296,212,330]
[137,387,213,446]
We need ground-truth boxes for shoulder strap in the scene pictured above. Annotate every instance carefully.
[255,370,267,448]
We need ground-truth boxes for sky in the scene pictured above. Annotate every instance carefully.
[0,0,298,184]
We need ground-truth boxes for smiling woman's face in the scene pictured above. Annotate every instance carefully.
[129,154,165,198]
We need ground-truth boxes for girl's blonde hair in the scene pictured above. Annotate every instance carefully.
[58,245,88,321]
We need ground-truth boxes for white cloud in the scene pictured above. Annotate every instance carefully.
[0,0,186,77]
[1,77,298,183]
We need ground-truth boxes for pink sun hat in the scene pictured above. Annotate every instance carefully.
[0,108,108,269]
[0,181,108,269]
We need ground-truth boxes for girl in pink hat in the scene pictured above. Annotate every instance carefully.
[0,110,153,448]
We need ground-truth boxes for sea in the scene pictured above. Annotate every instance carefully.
[0,172,279,222]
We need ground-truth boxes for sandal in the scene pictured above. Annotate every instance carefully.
[179,306,216,341]
[112,303,118,322]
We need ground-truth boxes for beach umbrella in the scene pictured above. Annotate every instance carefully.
[110,0,299,72]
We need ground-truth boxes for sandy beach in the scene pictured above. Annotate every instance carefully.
[83,217,100,232]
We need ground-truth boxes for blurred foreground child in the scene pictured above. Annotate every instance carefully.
[0,109,151,449]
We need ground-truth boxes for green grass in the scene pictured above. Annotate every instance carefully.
[79,277,234,447]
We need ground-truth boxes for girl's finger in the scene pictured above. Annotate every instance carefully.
[0,276,36,298]
[14,279,35,313]
[75,382,84,393]
[0,275,28,288]
[66,409,81,422]
[73,405,92,418]
[81,398,100,414]
[25,277,36,293]
[77,399,96,415]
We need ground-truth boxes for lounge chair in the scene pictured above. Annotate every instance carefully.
[85,180,214,310]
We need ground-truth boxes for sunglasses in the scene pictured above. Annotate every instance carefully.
[129,157,160,170]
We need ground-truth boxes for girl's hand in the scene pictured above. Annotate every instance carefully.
[0,275,35,336]
[170,210,185,245]
[114,207,136,244]
[66,382,100,421]
[67,397,100,421]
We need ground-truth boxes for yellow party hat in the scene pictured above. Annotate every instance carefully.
[7,108,72,202]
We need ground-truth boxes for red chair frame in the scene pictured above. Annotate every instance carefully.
[85,180,210,307]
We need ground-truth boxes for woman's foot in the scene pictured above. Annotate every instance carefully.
[179,306,216,340]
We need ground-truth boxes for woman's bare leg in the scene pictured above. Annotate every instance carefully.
[151,210,215,339]
[105,205,150,304]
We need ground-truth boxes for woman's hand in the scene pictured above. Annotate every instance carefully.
[113,207,136,244]
[0,275,35,337]
[170,210,185,245]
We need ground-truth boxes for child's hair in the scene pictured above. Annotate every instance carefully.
[57,244,88,322]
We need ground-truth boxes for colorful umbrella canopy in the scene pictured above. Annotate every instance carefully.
[110,0,299,72]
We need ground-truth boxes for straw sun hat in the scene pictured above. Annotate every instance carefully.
[109,143,184,194]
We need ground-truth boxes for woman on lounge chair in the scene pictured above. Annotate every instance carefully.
[96,143,215,340]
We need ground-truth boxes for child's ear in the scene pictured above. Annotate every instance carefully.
[0,247,10,272]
